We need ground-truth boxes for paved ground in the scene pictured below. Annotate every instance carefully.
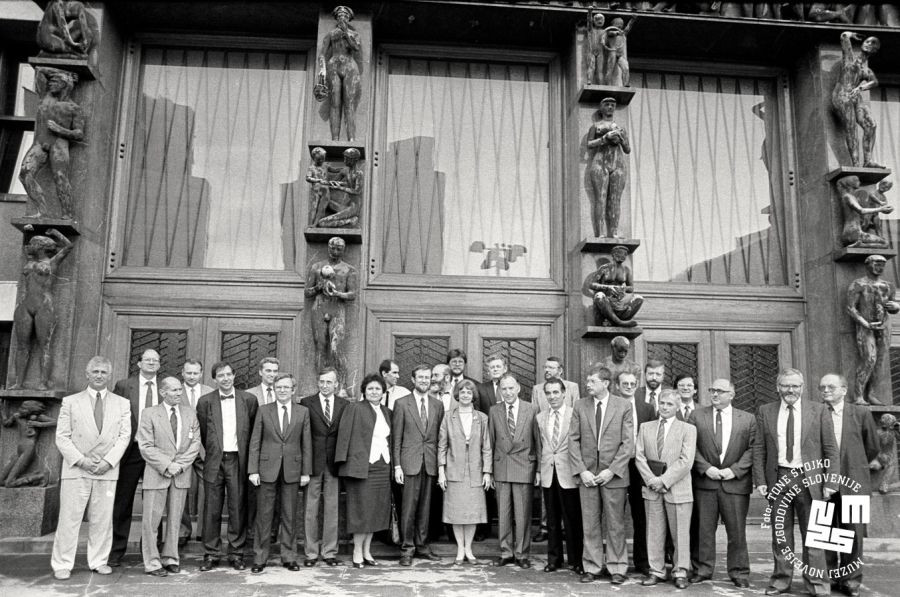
[2,529,899,596]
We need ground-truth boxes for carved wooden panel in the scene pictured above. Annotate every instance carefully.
[481,338,536,402]
[729,343,779,414]
[128,329,188,379]
[890,347,900,399]
[221,332,278,390]
[393,336,451,391]
[647,342,698,388]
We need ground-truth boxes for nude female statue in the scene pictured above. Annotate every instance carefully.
[316,6,362,141]
[589,246,643,327]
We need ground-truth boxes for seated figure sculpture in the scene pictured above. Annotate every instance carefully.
[312,148,363,229]
[838,175,893,248]
[590,246,643,327]
[36,0,99,59]
[1,400,56,488]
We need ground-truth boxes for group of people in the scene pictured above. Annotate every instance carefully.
[49,349,879,597]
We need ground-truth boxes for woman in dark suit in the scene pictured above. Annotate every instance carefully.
[437,379,492,565]
[334,373,392,568]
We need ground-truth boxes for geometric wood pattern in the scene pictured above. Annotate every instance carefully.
[647,342,698,388]
[481,338,536,402]
[729,343,780,415]
[128,329,188,380]
[890,347,900,402]
[221,332,278,390]
[393,336,451,391]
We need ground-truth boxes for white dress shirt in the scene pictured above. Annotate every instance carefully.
[185,384,200,409]
[220,392,239,452]
[369,403,391,464]
[829,400,844,452]
[776,400,803,468]
[383,384,411,410]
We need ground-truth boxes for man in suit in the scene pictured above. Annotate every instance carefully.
[300,367,347,567]
[137,377,201,577]
[393,363,444,565]
[688,378,756,588]
[753,368,839,596]
[635,359,666,416]
[536,377,583,573]
[429,363,454,540]
[447,348,478,397]
[674,373,698,421]
[489,373,540,569]
[379,359,410,410]
[195,360,259,571]
[477,354,509,414]
[532,356,580,413]
[246,357,279,407]
[570,366,634,584]
[618,370,655,575]
[179,359,213,546]
[248,373,312,573]
[636,389,697,589]
[819,373,879,597]
[51,356,131,580]
[109,348,161,566]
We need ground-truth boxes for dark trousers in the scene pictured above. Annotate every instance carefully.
[180,459,204,540]
[400,473,433,556]
[824,492,864,590]
[203,452,246,558]
[110,444,144,561]
[693,486,750,580]
[543,470,583,567]
[477,487,497,538]
[627,458,648,571]
[253,470,298,566]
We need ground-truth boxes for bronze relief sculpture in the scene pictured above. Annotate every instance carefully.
[1,401,56,488]
[312,148,363,229]
[36,0,99,59]
[316,5,362,141]
[589,246,643,327]
[837,175,893,248]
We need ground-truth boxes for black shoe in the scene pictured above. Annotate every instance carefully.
[304,559,317,567]
[532,530,548,542]
[642,576,661,586]
[598,567,611,579]
[543,563,559,573]
[251,564,265,573]
[145,568,168,577]
[199,557,219,572]
[690,574,711,583]
[178,537,188,548]
[732,578,750,588]
[324,558,343,567]
[283,562,300,571]
[493,556,515,567]
[163,564,180,574]
[611,573,626,585]
[580,573,600,583]
[415,551,442,562]
[570,564,584,575]
[517,558,531,569]
[108,559,122,568]
[675,578,689,589]
[230,558,246,571]
[399,556,413,566]
[765,587,785,596]
[352,562,363,569]
[363,558,378,566]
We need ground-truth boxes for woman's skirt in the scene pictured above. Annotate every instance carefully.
[442,465,487,525]
[344,457,391,533]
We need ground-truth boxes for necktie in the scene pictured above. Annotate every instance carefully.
[786,405,795,463]
[715,409,723,461]
[145,381,154,408]
[190,386,196,407]
[169,407,178,440]
[94,392,103,432]
[551,410,560,449]
[595,399,603,435]
[507,404,515,436]
[684,405,691,420]
[827,404,835,413]
[657,418,666,456]
[650,390,658,413]
[266,387,273,404]
[494,382,500,403]
[281,404,289,434]
[324,396,332,425]
[420,398,427,425]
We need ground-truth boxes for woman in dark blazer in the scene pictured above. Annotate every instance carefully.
[334,373,392,568]
[437,379,493,565]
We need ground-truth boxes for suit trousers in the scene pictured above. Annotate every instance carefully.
[824,492,864,590]
[203,452,246,558]
[51,477,116,572]
[646,498,692,579]
[543,470,583,567]
[110,444,144,561]
[580,483,628,575]
[304,468,340,559]
[694,487,750,580]
[769,467,829,595]
[496,481,532,560]
[400,473,434,556]
[253,470,298,565]
[627,459,649,571]
[142,485,187,571]
[180,461,204,540]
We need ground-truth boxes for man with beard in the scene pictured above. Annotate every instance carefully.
[635,359,665,416]
[446,349,478,397]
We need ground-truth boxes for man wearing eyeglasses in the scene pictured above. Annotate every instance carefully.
[753,368,839,597]
[688,379,756,588]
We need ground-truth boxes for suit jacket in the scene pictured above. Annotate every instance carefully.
[635,417,697,503]
[690,406,756,494]
[300,392,348,476]
[247,384,276,408]
[195,389,258,482]
[438,408,492,487]
[334,401,392,479]
[675,400,698,421]
[137,402,201,490]
[56,389,131,481]
[833,402,879,495]
[248,401,312,483]
[488,399,540,483]
[183,383,214,410]
[391,393,444,476]
[533,379,581,413]
[635,385,668,414]
[537,405,577,489]
[476,380,501,415]
[752,399,840,499]
[568,395,634,488]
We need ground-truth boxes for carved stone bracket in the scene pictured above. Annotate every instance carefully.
[579,237,640,255]
[307,141,366,160]
[834,247,897,263]
[827,166,891,186]
[0,389,66,402]
[29,56,100,82]
[303,227,362,244]
[581,326,643,340]
[578,85,635,106]
[11,218,82,238]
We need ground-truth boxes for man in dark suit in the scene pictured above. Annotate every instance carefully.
[300,367,347,567]
[674,373,698,421]
[489,373,540,569]
[179,359,214,546]
[634,359,665,417]
[447,348,478,397]
[753,368,839,597]
[248,373,312,573]
[819,373,880,597]
[378,359,410,410]
[477,353,509,414]
[688,378,756,588]
[618,370,654,575]
[195,361,259,571]
[109,348,161,566]
[393,364,444,566]
[569,366,634,584]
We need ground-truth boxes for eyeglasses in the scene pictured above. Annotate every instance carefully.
[708,388,731,394]
[619,382,637,387]
[818,385,844,391]
[778,384,802,391]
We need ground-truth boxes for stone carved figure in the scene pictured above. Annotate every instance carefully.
[36,0,99,59]
[598,336,642,386]
[832,31,883,168]
[586,98,630,238]
[807,4,855,23]
[847,254,900,405]
[306,147,330,226]
[10,230,73,391]
[316,5,362,141]
[19,68,84,220]
[1,400,56,487]
[589,246,643,327]
[305,237,358,382]
[876,414,900,493]
[838,175,893,248]
[585,10,607,86]
[585,11,634,87]
[315,148,363,228]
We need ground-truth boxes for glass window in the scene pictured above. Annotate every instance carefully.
[628,71,789,286]
[1,60,35,194]
[381,57,551,278]
[123,46,307,270]
[871,85,899,285]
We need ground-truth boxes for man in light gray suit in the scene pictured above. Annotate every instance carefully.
[636,389,697,589]
[489,374,540,569]
[569,365,634,584]
[179,359,213,545]
[138,377,201,576]
[532,356,580,412]
[51,356,131,580]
